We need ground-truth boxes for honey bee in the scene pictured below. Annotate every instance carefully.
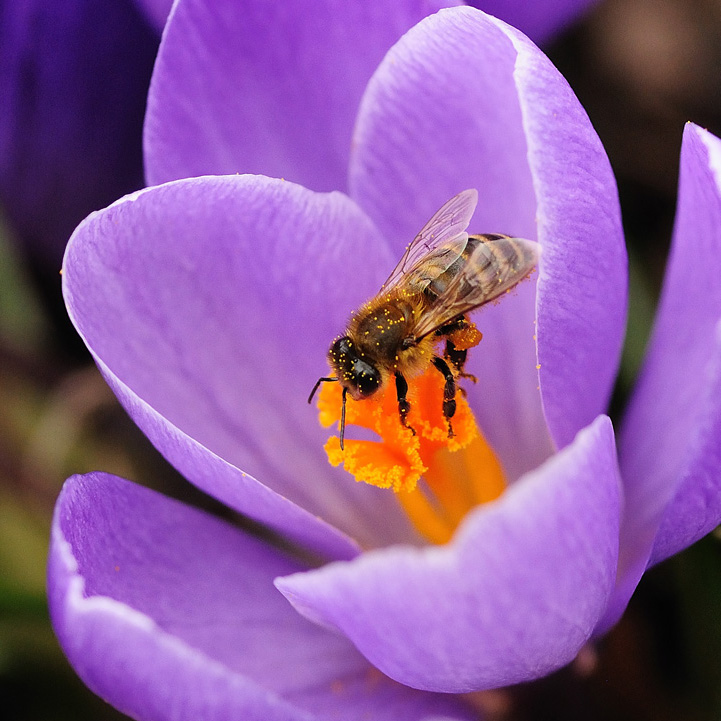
[309,189,539,449]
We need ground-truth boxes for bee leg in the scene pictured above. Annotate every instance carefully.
[394,372,416,436]
[444,340,478,385]
[431,356,456,438]
[437,317,478,386]
[443,341,476,400]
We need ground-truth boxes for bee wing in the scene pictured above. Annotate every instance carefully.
[382,189,479,292]
[412,234,540,340]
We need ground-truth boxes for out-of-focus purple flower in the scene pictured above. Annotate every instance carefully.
[0,0,169,269]
[133,0,173,32]
[465,0,600,43]
[47,0,721,717]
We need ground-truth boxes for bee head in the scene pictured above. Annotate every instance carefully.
[329,336,380,401]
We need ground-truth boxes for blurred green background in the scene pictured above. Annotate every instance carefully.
[2,0,721,719]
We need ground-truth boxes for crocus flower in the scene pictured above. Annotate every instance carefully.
[48,2,721,719]
[0,0,168,268]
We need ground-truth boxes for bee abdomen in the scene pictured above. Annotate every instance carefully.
[467,234,538,293]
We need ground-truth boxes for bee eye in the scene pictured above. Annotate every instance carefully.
[329,336,379,398]
[354,361,380,397]
[331,336,352,359]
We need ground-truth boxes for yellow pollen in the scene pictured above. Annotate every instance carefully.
[448,323,482,351]
[315,363,505,544]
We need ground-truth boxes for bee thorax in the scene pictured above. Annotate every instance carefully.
[350,298,417,364]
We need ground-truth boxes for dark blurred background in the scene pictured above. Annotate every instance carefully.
[1,0,721,719]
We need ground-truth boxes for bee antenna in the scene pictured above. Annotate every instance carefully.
[340,386,348,451]
[308,376,338,404]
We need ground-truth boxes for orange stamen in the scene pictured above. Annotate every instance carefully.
[316,363,506,544]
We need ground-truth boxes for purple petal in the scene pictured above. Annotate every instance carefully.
[63,174,421,553]
[349,7,626,479]
[0,0,158,268]
[603,125,721,629]
[144,0,458,190]
[652,325,721,563]
[49,473,474,721]
[466,0,600,43]
[277,415,621,693]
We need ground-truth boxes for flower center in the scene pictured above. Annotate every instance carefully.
[316,365,505,543]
